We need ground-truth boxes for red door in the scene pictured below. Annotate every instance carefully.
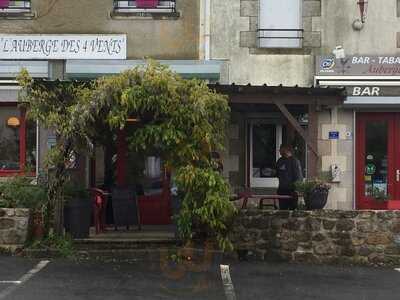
[356,113,400,209]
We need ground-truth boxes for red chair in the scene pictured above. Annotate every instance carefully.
[138,172,172,225]
[89,188,109,234]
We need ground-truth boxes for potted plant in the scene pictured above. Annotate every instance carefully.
[63,184,91,239]
[295,178,331,210]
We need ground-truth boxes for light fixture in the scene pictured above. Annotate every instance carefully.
[357,0,368,23]
[6,116,20,128]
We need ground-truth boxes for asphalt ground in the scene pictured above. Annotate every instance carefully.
[1,256,400,299]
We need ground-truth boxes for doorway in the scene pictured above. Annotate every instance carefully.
[356,113,400,209]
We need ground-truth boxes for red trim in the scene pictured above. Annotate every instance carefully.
[19,109,27,171]
[0,105,34,177]
[356,113,398,210]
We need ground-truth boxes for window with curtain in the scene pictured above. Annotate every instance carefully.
[258,0,303,48]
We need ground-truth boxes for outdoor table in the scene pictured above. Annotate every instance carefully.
[231,191,292,209]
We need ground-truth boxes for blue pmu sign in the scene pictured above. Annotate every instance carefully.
[329,131,339,140]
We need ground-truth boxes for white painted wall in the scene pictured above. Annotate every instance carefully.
[320,0,400,55]
[210,0,312,85]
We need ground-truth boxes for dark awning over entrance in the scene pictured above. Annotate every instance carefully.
[209,84,346,105]
[209,84,346,178]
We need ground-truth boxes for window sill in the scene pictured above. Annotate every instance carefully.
[0,11,35,20]
[110,10,180,20]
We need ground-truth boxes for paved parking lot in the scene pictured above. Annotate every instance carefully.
[1,256,400,299]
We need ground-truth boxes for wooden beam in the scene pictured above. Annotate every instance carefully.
[274,101,318,157]
[307,104,319,178]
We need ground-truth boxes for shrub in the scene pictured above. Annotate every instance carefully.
[0,176,47,210]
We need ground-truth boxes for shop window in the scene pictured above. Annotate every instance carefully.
[0,0,31,13]
[0,105,36,175]
[113,0,176,13]
[258,0,303,48]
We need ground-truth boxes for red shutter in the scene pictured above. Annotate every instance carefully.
[0,0,9,8]
[136,0,159,8]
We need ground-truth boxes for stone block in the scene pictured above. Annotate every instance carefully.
[0,218,15,230]
[336,219,355,231]
[293,251,317,263]
[322,219,336,230]
[314,243,335,255]
[249,16,258,31]
[302,17,312,32]
[303,1,321,17]
[356,220,375,233]
[239,31,257,48]
[303,31,321,48]
[0,210,5,217]
[281,241,298,251]
[5,209,15,217]
[358,245,372,256]
[305,217,321,231]
[366,234,391,245]
[15,209,29,217]
[240,1,258,17]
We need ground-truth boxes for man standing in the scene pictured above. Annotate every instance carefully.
[276,144,303,210]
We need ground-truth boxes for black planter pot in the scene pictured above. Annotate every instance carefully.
[111,188,139,228]
[305,189,329,210]
[64,198,91,238]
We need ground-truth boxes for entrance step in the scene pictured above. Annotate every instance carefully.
[73,237,180,251]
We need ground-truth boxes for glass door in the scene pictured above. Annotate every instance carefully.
[356,113,397,209]
[249,122,282,188]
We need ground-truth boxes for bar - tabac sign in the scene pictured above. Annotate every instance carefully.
[316,56,400,76]
[0,34,127,60]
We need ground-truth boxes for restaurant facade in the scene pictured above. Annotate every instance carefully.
[316,55,400,210]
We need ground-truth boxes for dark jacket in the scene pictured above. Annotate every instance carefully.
[276,156,303,192]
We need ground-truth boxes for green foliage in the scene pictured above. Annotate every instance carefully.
[295,178,331,197]
[30,232,75,258]
[0,177,47,211]
[18,61,235,250]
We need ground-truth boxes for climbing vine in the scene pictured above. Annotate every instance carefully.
[19,62,236,250]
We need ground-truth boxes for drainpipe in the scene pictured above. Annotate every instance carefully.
[200,0,211,60]
[204,0,211,60]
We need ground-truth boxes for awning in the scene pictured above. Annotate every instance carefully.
[65,60,223,80]
[345,96,400,107]
[0,61,49,78]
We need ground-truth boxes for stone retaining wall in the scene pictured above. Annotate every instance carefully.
[232,210,400,266]
[0,208,30,250]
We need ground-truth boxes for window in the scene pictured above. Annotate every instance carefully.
[0,105,36,175]
[258,0,303,48]
[113,0,176,13]
[0,0,31,13]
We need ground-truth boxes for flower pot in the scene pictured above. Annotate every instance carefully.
[136,0,158,8]
[305,189,328,210]
[63,198,91,238]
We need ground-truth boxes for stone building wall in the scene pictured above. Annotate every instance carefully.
[0,208,30,250]
[232,209,400,266]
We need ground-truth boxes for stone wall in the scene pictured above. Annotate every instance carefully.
[232,210,400,266]
[0,209,30,250]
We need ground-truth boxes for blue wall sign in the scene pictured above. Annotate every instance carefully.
[329,131,339,139]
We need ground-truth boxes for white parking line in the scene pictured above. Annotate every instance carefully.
[0,281,21,284]
[395,268,400,272]
[0,260,50,299]
[220,264,236,300]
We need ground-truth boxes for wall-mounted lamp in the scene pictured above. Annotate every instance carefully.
[358,0,368,23]
[6,116,20,128]
[353,0,368,30]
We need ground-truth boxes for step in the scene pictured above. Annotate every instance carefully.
[73,238,180,250]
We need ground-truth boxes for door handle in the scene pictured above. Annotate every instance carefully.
[397,170,400,182]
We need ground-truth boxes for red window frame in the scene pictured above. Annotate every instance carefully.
[0,103,34,177]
